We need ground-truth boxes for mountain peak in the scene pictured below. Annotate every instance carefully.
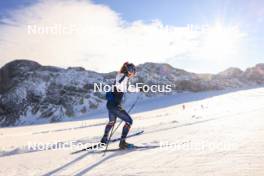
[218,67,243,78]
[0,59,41,93]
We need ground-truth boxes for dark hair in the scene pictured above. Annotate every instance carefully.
[120,62,128,74]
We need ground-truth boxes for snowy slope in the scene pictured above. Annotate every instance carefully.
[1,87,264,176]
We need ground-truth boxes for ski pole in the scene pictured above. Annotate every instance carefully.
[103,94,141,156]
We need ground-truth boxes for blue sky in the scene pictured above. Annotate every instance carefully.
[0,0,263,73]
[1,0,263,30]
[95,0,264,30]
[0,0,34,16]
[94,0,238,25]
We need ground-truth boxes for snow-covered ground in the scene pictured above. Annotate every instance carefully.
[1,87,264,176]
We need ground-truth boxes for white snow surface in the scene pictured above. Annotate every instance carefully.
[0,87,264,176]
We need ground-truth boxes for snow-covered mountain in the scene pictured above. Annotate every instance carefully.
[0,60,264,127]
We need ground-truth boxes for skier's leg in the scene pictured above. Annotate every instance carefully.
[109,106,134,148]
[101,111,116,144]
[119,121,134,149]
[121,122,131,139]
[111,106,133,138]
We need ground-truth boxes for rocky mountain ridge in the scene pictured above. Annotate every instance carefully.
[0,60,263,126]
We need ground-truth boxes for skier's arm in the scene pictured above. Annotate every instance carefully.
[115,73,140,93]
[115,73,127,92]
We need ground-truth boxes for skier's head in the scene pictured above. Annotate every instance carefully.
[120,62,136,77]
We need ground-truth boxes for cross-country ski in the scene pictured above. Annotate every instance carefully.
[71,130,144,154]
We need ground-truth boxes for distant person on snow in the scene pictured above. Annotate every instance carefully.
[100,62,139,149]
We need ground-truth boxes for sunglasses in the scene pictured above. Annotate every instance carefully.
[127,67,136,74]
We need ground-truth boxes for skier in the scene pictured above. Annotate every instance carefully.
[100,62,139,149]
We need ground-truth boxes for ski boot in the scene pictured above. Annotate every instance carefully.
[99,136,108,148]
[119,140,134,149]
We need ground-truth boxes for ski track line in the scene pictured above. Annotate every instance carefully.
[143,105,264,137]
[32,122,107,136]
[31,111,169,137]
